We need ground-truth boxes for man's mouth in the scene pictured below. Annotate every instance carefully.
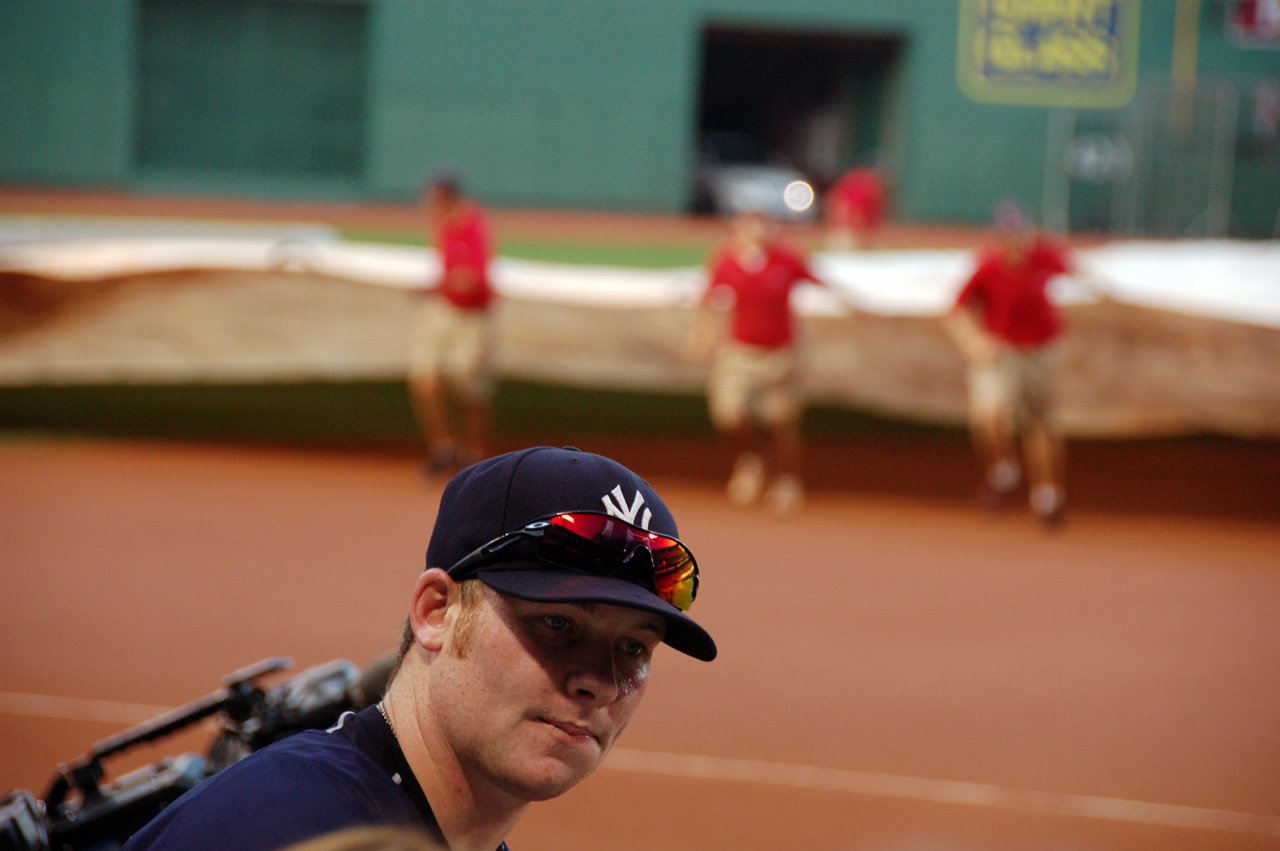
[542,718,599,745]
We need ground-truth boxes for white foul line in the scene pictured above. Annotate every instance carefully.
[605,748,1280,839]
[5,693,1277,838]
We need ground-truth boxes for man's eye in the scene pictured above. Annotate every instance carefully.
[542,614,571,632]
[619,639,648,658]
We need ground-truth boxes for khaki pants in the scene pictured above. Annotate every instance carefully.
[707,340,801,431]
[969,345,1061,430]
[407,299,494,400]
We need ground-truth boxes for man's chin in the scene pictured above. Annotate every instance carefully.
[498,756,600,802]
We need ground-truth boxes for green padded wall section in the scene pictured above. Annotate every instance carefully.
[0,0,135,184]
[136,0,368,178]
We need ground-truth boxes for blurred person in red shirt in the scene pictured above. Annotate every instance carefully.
[691,210,850,514]
[944,201,1107,526]
[409,174,496,475]
[824,163,888,250]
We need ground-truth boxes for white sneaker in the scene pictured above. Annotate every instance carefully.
[1030,484,1065,527]
[726,452,765,506]
[987,458,1022,492]
[765,474,804,516]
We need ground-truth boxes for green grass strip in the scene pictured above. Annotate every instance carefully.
[338,231,709,269]
[0,379,957,449]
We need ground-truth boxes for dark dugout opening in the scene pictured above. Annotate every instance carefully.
[695,25,904,193]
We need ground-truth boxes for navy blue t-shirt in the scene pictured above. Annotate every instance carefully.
[122,704,507,851]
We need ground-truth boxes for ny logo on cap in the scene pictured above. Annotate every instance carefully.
[601,485,652,530]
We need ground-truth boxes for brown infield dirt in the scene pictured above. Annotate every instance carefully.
[2,188,1278,850]
[1,439,1278,851]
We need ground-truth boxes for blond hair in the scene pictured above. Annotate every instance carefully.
[388,578,488,682]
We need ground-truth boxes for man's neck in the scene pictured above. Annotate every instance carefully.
[442,201,471,227]
[383,677,527,851]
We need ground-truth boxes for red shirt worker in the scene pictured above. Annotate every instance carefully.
[825,165,888,250]
[944,201,1098,526]
[693,211,829,515]
[408,174,496,475]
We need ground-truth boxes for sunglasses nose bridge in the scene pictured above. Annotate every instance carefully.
[619,543,648,566]
[615,545,660,593]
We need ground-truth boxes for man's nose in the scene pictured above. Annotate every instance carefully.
[565,642,619,705]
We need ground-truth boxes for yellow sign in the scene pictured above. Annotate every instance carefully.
[957,0,1141,108]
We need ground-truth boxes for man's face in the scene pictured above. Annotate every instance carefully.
[731,211,768,246]
[993,205,1033,259]
[424,187,456,224]
[429,588,664,802]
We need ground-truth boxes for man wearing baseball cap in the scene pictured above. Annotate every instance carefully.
[124,447,714,851]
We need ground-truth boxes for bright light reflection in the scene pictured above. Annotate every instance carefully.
[783,180,815,212]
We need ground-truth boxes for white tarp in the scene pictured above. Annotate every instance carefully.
[3,233,1277,327]
[2,231,1277,437]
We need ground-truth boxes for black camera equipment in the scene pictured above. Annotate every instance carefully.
[0,653,394,851]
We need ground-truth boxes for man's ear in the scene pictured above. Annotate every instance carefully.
[409,568,457,653]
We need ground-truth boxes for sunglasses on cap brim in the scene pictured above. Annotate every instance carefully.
[445,511,699,612]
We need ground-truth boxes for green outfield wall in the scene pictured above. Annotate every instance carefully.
[2,1,1277,234]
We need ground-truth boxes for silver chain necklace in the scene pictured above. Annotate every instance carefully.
[376,700,396,739]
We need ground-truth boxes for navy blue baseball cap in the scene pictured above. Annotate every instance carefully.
[425,446,716,661]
